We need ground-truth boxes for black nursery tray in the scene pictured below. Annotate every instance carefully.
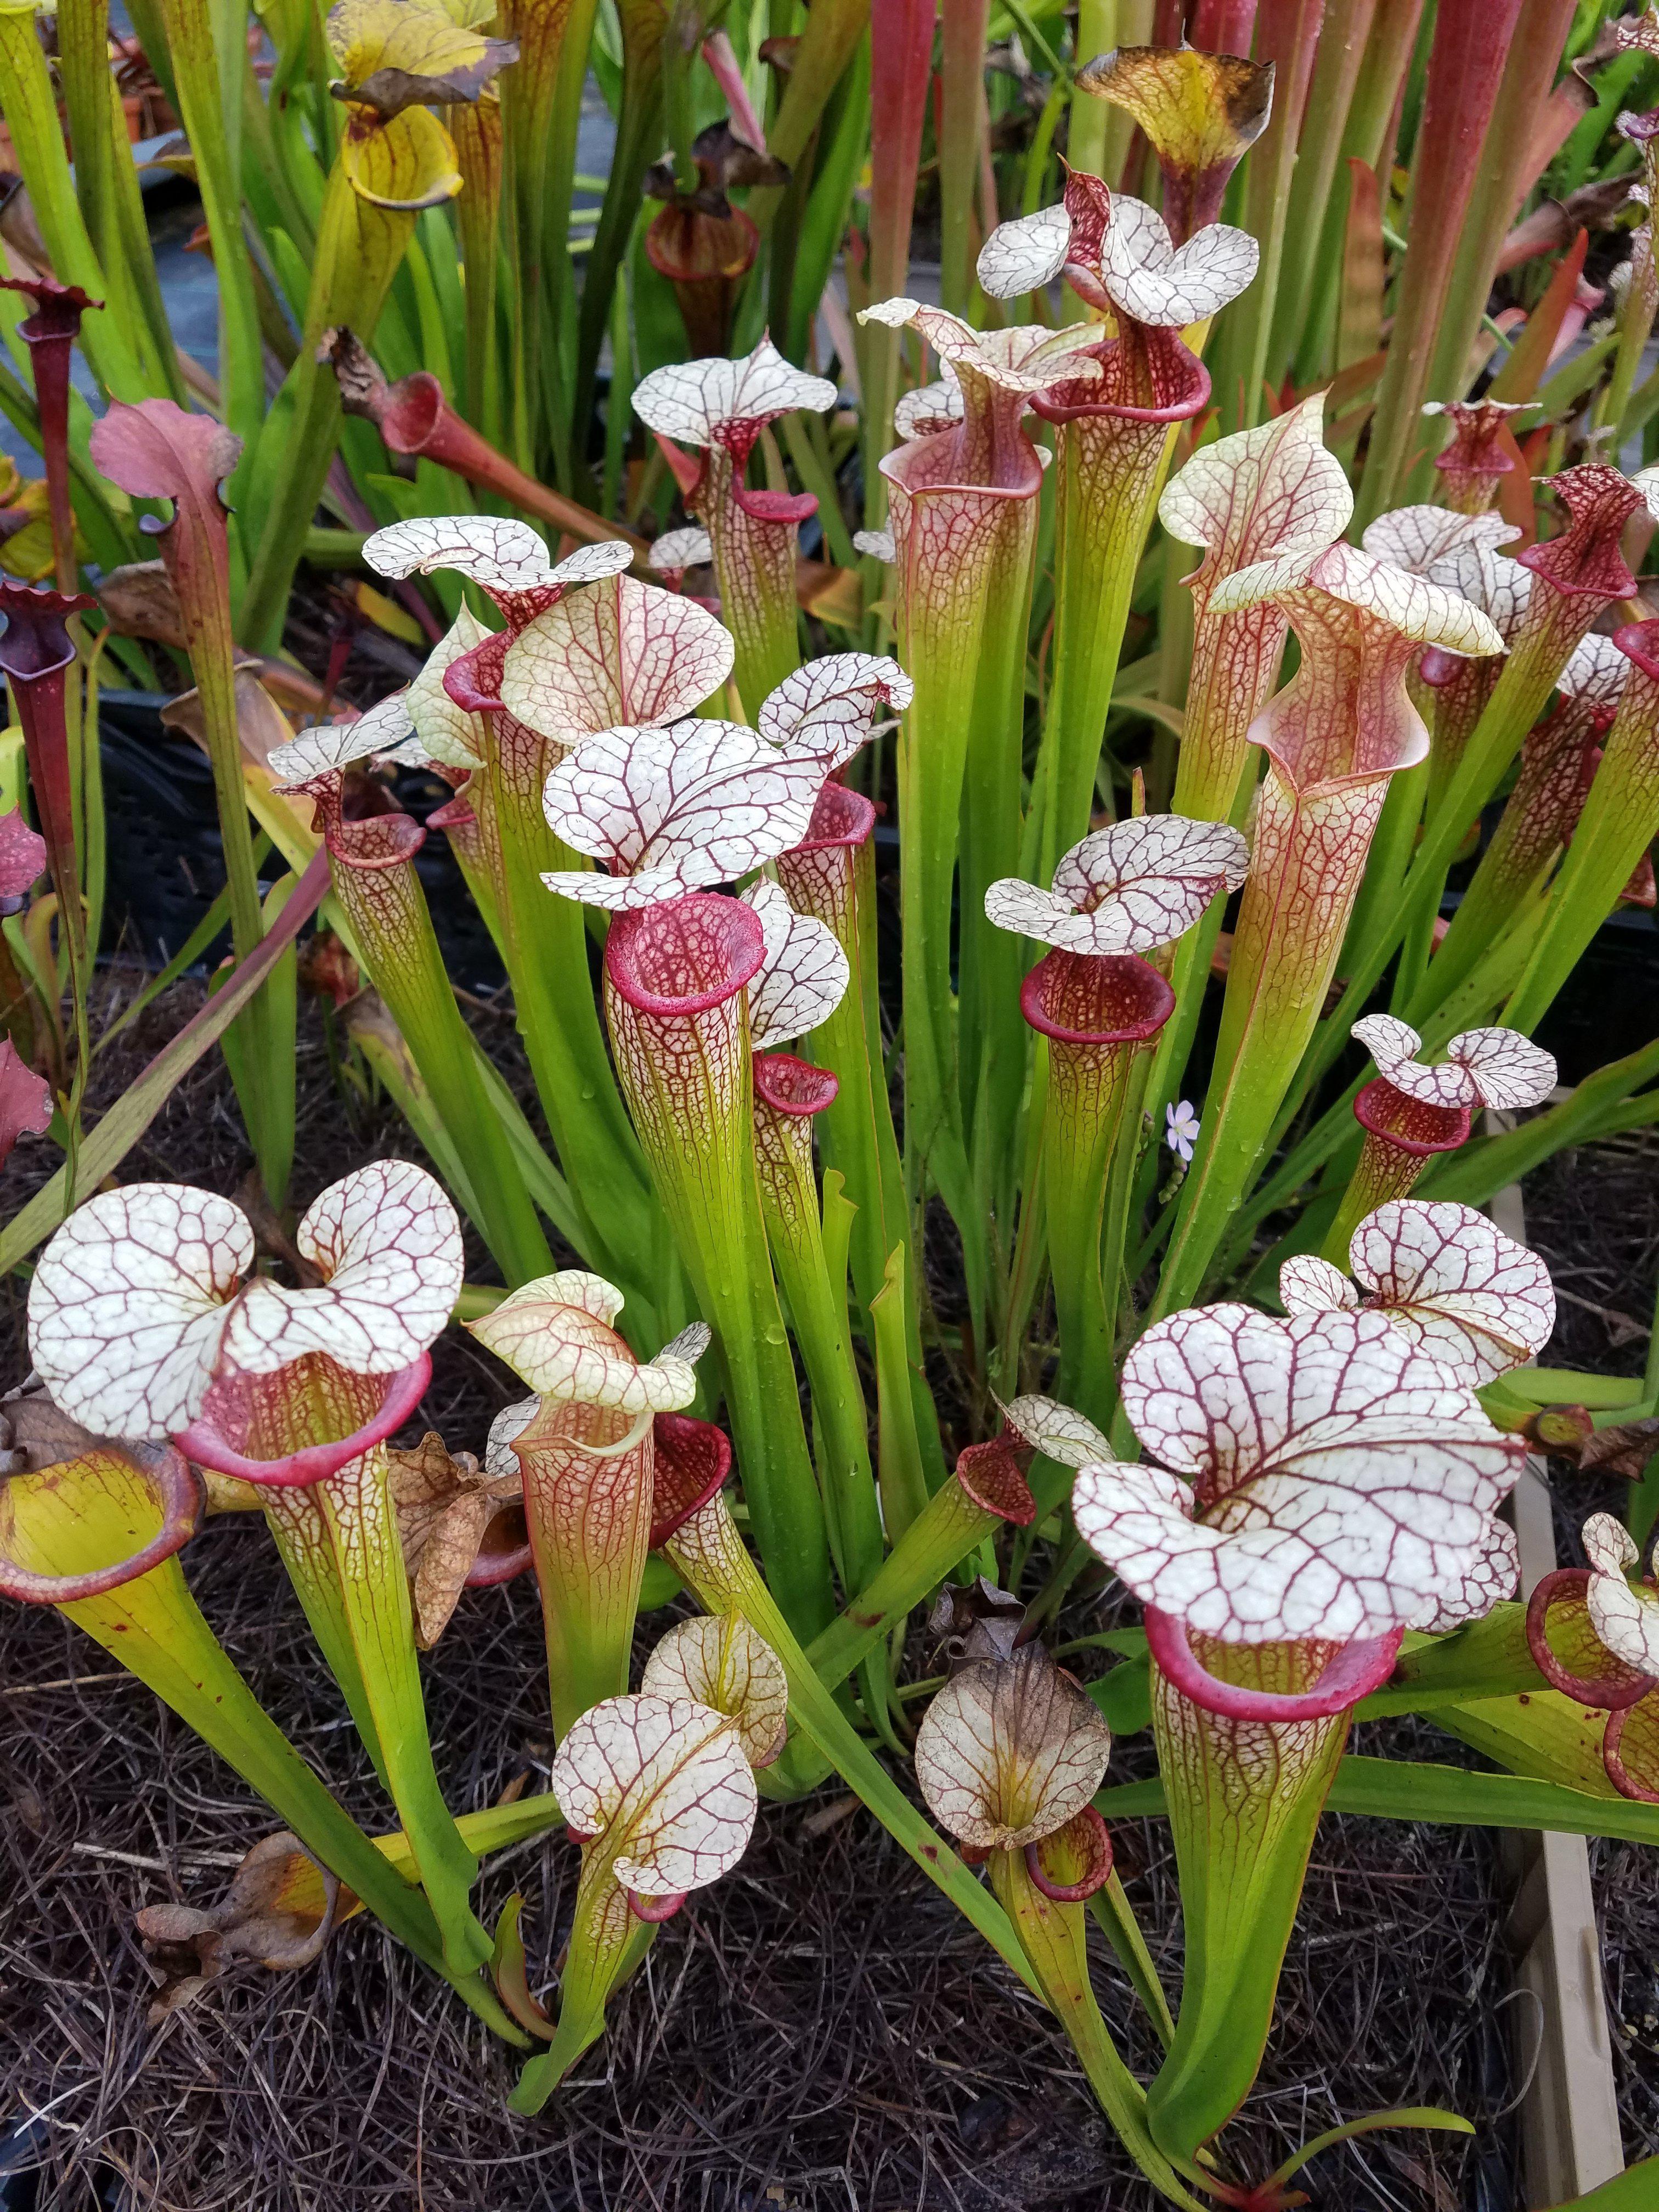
[99,691,505,996]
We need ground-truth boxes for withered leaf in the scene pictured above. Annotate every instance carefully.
[326,0,518,116]
[161,664,297,772]
[386,1429,523,1647]
[0,1383,97,1475]
[97,560,186,650]
[135,1832,340,2021]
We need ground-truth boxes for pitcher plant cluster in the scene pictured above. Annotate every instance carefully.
[5,2,1659,2204]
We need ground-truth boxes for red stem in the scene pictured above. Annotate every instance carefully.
[1190,0,1259,49]
[1357,0,1528,521]
[648,1414,732,1550]
[868,0,935,297]
[21,325,77,596]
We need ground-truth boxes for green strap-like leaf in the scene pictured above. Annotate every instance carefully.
[1097,1755,1659,1846]
[1264,2106,1473,2193]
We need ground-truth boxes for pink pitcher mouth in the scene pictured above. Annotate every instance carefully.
[627,1887,688,1922]
[1525,1567,1656,1709]
[754,1052,838,1118]
[375,370,447,457]
[1020,950,1175,1047]
[650,1414,732,1548]
[879,418,1045,505]
[327,812,427,871]
[1601,1699,1659,1803]
[1352,1077,1470,1157]
[1251,667,1431,793]
[176,1356,433,1489]
[426,792,478,834]
[1417,646,1464,690]
[732,483,817,527]
[605,892,766,1017]
[1145,1607,1404,1720]
[0,1443,203,1604]
[1519,466,1641,602]
[789,781,876,854]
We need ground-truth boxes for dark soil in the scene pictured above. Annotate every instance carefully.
[1517,1122,1659,2164]
[7,991,1656,2210]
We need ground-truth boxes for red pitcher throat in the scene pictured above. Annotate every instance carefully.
[754,1052,839,1118]
[649,1414,732,1550]
[1353,1077,1470,1156]
[1020,950,1176,1046]
[604,892,766,1017]
[789,781,877,854]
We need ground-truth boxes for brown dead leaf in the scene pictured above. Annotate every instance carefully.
[136,1832,340,2021]
[98,559,186,648]
[0,1383,98,1474]
[1577,1416,1659,1481]
[386,1430,524,1648]
[160,664,296,771]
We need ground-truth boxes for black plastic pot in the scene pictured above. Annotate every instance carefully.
[0,2119,129,2211]
[98,692,504,994]
[1525,905,1659,1086]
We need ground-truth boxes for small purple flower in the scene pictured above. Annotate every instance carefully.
[1165,1099,1199,1162]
